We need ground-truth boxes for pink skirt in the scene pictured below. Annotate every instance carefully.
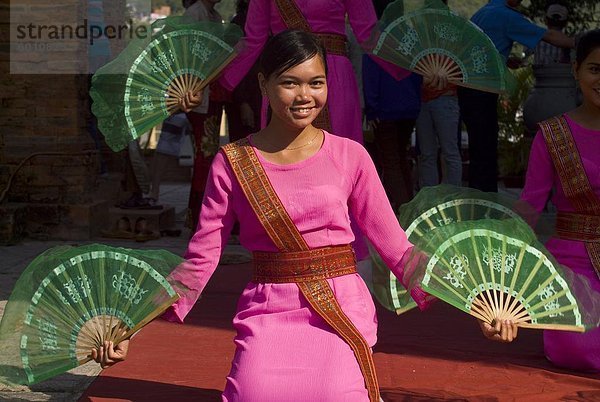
[543,238,600,372]
[222,273,377,402]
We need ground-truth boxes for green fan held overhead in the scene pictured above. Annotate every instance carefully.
[0,244,185,385]
[90,16,243,151]
[371,185,532,314]
[417,219,590,332]
[371,0,514,94]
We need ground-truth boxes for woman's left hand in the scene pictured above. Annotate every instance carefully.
[478,319,518,343]
[179,90,204,113]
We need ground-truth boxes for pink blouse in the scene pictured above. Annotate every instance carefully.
[521,114,600,287]
[165,132,417,323]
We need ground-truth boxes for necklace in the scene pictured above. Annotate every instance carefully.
[284,130,321,151]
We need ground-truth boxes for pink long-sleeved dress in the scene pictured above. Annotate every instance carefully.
[520,114,600,372]
[164,132,419,401]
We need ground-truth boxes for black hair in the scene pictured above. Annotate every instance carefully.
[576,29,600,66]
[258,30,327,80]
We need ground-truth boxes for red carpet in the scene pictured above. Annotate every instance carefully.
[79,262,600,402]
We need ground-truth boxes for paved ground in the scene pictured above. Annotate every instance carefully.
[0,182,250,401]
[0,182,559,401]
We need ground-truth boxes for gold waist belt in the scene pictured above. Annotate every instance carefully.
[556,212,600,242]
[253,244,357,283]
[316,33,347,57]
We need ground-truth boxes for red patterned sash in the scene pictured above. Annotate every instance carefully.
[540,116,600,279]
[222,138,380,402]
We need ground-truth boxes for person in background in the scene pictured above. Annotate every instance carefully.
[519,29,600,373]
[182,0,226,231]
[216,0,411,268]
[362,0,421,211]
[148,113,191,203]
[363,60,422,210]
[224,0,262,143]
[458,0,575,192]
[416,78,462,189]
[532,3,572,66]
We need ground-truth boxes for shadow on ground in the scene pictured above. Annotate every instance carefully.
[79,376,221,401]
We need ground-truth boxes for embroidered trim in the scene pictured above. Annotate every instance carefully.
[540,116,600,280]
[222,138,308,252]
[586,243,600,281]
[317,33,347,56]
[556,212,600,242]
[540,117,600,214]
[298,280,380,401]
[253,244,357,283]
[274,0,311,31]
[222,139,381,402]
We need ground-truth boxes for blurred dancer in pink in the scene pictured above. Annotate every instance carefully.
[219,0,409,264]
[93,31,516,401]
[520,29,600,372]
[220,0,406,144]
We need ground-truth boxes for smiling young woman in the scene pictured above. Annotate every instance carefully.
[93,30,517,402]
[249,32,328,165]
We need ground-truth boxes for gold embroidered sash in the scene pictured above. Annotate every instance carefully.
[540,116,600,279]
[222,138,380,402]
[253,244,357,283]
[272,0,348,132]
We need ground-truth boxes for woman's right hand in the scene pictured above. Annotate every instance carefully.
[478,319,518,343]
[179,90,204,113]
[91,339,129,368]
[423,72,449,91]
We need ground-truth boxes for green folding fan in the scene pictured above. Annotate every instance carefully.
[0,244,185,385]
[371,185,531,314]
[90,16,243,151]
[371,0,514,94]
[418,219,588,332]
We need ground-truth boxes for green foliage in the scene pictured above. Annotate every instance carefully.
[521,0,600,34]
[447,0,599,32]
[448,0,487,18]
[497,67,534,177]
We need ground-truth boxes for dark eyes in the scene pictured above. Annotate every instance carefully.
[280,80,325,87]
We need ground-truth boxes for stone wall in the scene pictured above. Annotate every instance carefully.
[0,0,127,244]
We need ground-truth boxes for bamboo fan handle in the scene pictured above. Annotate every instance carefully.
[78,293,180,366]
[416,53,463,85]
[115,293,180,345]
[471,290,533,327]
[165,51,239,114]
[516,322,585,333]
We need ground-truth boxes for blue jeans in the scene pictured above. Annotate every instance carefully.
[416,95,462,187]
